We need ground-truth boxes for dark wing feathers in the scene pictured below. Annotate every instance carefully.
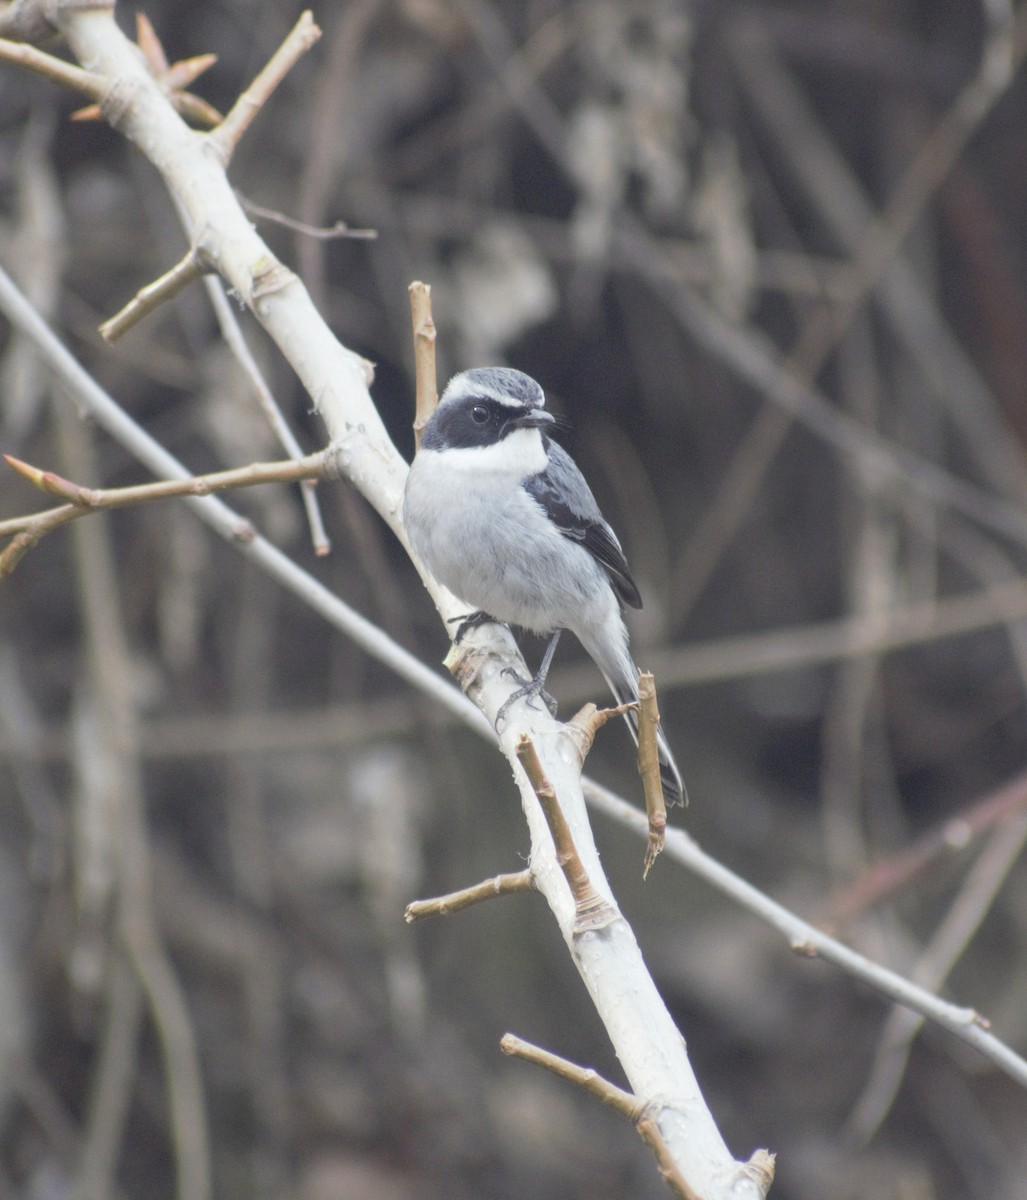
[580,523,644,610]
[524,442,643,610]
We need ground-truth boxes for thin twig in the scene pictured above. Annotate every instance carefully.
[2,452,326,576]
[498,1036,696,1200]
[500,1033,644,1116]
[405,869,535,921]
[99,249,207,342]
[208,11,321,163]
[636,673,666,877]
[0,35,106,97]
[238,193,377,240]
[197,266,332,555]
[515,735,617,933]
[408,280,438,452]
[498,1034,757,1200]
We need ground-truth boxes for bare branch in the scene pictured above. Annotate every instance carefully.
[208,11,321,163]
[500,1032,643,1117]
[584,780,1027,1090]
[499,1034,773,1200]
[405,870,534,922]
[636,673,667,877]
[196,268,332,555]
[99,249,206,343]
[515,734,617,934]
[1,451,325,575]
[0,35,106,97]
[408,280,438,452]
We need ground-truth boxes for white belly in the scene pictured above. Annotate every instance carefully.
[404,450,615,636]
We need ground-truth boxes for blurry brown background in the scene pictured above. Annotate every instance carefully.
[2,2,1027,1197]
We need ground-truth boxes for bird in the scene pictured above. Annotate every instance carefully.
[403,366,685,805]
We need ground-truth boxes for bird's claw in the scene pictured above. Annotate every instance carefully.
[448,610,500,644]
[495,667,558,729]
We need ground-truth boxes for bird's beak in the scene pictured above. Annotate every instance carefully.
[508,407,555,431]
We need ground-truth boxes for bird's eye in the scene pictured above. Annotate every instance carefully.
[471,405,489,425]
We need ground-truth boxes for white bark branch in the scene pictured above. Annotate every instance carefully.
[4,5,768,1195]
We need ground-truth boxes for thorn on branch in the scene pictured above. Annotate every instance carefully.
[70,14,222,126]
[5,455,95,504]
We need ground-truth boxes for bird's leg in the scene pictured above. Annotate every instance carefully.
[447,610,501,644]
[496,630,562,727]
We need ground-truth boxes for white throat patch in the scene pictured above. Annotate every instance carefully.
[440,426,548,478]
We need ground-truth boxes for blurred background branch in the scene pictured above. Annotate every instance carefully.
[3,1,1027,1198]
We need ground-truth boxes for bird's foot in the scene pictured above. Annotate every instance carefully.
[447,610,501,644]
[495,667,558,728]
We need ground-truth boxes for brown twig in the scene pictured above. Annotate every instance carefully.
[563,696,666,875]
[500,1032,643,1116]
[99,249,207,343]
[514,735,617,933]
[405,869,534,922]
[408,280,438,452]
[0,35,106,98]
[563,698,639,767]
[499,1034,707,1200]
[636,674,667,878]
[1,453,326,578]
[208,11,322,164]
